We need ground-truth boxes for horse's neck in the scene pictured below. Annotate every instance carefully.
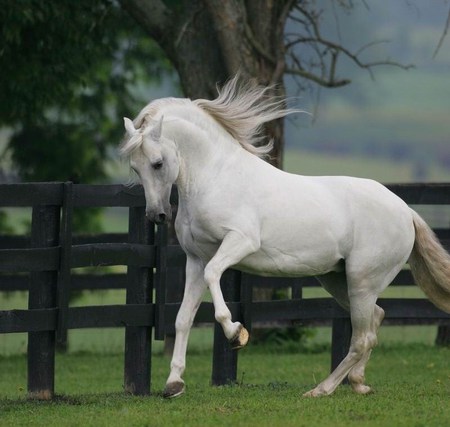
[165,115,239,198]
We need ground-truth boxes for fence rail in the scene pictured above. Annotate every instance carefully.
[0,182,449,398]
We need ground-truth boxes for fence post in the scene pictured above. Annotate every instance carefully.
[124,207,154,395]
[154,224,168,340]
[331,317,352,384]
[28,202,61,399]
[240,273,253,334]
[211,270,241,386]
[56,182,73,351]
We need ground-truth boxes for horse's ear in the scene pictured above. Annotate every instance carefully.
[123,117,136,135]
[150,115,164,141]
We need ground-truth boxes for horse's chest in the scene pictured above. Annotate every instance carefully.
[175,215,222,261]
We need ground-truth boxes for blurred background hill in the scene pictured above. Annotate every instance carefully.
[283,2,450,182]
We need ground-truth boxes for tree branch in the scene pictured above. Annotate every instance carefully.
[433,5,450,58]
[271,0,297,84]
[244,23,277,64]
[284,2,414,88]
[285,53,350,88]
[119,0,172,46]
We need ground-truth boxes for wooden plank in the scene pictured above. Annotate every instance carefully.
[0,273,128,292]
[0,235,29,249]
[387,183,450,204]
[0,233,130,249]
[0,308,57,333]
[0,274,29,291]
[72,233,128,244]
[68,305,154,328]
[0,247,59,272]
[236,274,305,289]
[164,297,450,331]
[70,243,155,268]
[249,299,347,322]
[0,305,155,331]
[0,183,63,207]
[70,274,127,290]
[72,184,145,207]
[378,298,450,320]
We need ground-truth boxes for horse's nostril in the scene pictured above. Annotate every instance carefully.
[157,213,166,223]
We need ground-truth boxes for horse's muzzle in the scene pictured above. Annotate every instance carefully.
[146,207,172,224]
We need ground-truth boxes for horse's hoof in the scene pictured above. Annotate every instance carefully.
[230,326,249,350]
[352,384,372,395]
[303,387,328,397]
[163,381,185,399]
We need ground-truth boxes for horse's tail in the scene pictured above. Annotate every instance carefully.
[408,210,450,313]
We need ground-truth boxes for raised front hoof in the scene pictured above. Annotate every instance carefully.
[163,381,185,399]
[230,326,249,350]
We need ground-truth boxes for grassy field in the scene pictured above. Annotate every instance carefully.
[1,290,448,426]
[0,344,448,427]
[0,290,448,426]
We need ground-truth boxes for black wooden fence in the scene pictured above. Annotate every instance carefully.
[0,182,449,398]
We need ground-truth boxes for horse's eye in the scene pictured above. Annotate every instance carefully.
[153,160,163,170]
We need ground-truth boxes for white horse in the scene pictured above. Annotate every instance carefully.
[120,76,450,398]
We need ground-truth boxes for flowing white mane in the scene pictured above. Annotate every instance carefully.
[120,76,299,158]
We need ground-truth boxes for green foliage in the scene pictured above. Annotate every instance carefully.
[0,0,172,231]
[0,0,171,183]
[0,0,169,126]
[8,124,105,183]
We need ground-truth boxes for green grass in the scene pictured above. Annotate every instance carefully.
[1,291,448,426]
[0,344,448,427]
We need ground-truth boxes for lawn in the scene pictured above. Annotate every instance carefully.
[0,287,448,427]
[1,289,448,426]
[0,343,448,427]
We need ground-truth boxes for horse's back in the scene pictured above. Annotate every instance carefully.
[243,172,415,277]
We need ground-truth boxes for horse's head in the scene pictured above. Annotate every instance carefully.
[123,116,179,224]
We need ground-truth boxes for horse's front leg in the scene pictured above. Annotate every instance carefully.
[164,255,207,398]
[204,230,259,349]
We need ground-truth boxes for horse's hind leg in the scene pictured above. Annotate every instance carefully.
[305,249,407,398]
[347,304,384,394]
[304,285,380,397]
[317,273,385,395]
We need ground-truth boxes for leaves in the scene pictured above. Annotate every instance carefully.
[0,0,171,185]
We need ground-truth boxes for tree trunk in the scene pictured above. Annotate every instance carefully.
[120,0,294,168]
